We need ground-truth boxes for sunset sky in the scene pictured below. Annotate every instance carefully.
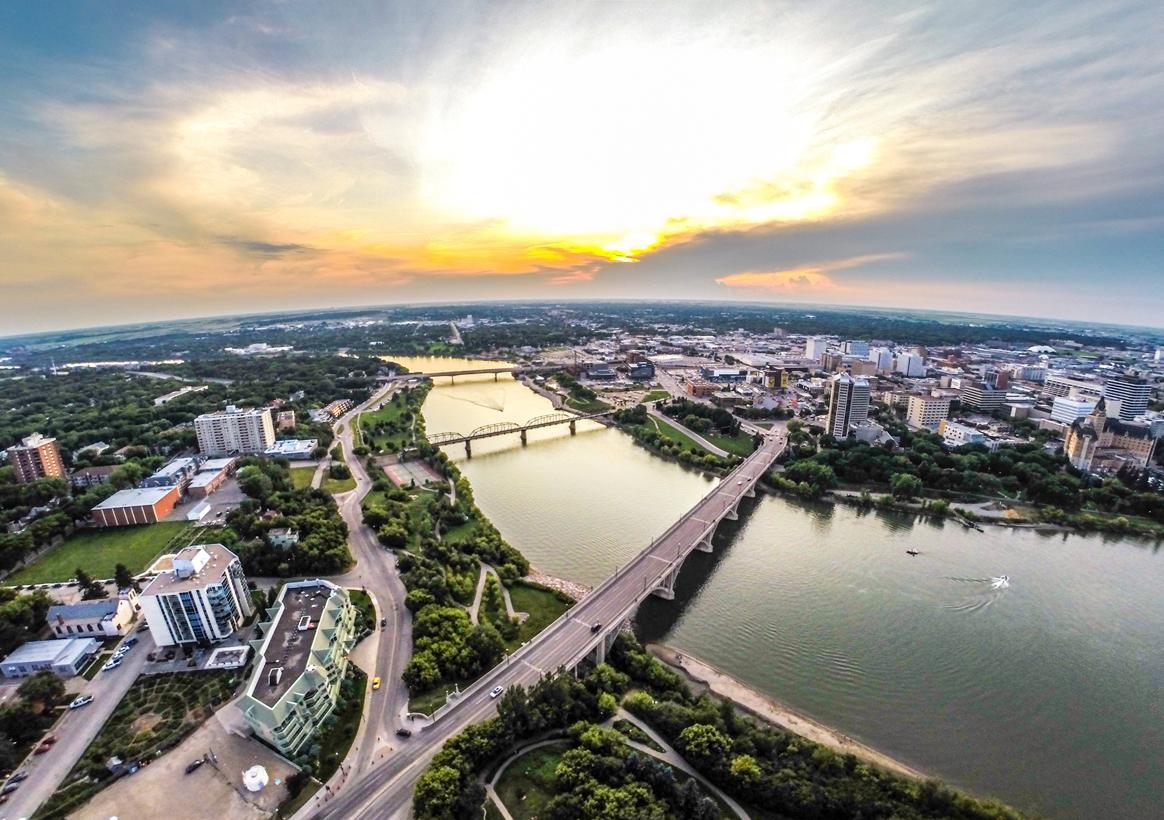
[1,1,1162,334]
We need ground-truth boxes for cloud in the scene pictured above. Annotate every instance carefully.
[217,237,314,257]
[715,252,907,293]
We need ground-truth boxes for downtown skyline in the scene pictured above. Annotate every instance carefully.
[2,0,1164,334]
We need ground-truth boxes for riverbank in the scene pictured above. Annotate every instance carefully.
[647,643,928,782]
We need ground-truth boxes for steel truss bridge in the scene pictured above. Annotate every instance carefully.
[380,365,558,383]
[427,409,614,455]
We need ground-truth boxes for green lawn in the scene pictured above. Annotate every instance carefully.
[642,389,671,403]
[321,473,357,495]
[8,522,192,585]
[358,392,422,452]
[565,395,611,413]
[494,742,570,820]
[509,582,572,648]
[289,465,317,489]
[707,430,757,457]
[648,415,707,453]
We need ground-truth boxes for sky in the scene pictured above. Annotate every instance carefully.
[1,0,1162,335]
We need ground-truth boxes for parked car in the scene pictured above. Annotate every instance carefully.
[68,694,94,709]
[6,771,28,785]
[489,685,504,699]
[395,728,412,738]
[136,621,149,633]
[102,658,121,671]
[371,676,381,690]
[1,783,19,796]
[124,636,139,647]
[379,618,387,628]
[185,758,205,775]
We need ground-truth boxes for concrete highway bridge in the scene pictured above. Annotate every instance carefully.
[427,409,615,455]
[311,433,786,820]
[379,364,558,383]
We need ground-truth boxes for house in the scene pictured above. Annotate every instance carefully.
[70,465,118,489]
[1,637,100,678]
[268,528,300,548]
[46,596,136,638]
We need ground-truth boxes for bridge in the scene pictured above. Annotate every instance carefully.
[313,433,785,820]
[427,409,614,455]
[379,364,558,383]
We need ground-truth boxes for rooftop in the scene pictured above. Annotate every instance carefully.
[264,439,318,456]
[47,599,120,622]
[140,543,239,596]
[92,486,177,509]
[253,582,335,706]
[2,637,99,666]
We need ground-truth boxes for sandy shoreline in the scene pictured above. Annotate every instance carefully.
[647,643,928,782]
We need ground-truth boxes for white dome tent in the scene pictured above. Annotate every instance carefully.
[243,765,269,792]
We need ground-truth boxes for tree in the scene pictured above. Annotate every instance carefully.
[237,465,274,501]
[890,473,924,500]
[74,568,107,600]
[113,562,137,592]
[18,671,65,708]
[413,764,463,820]
[677,723,731,771]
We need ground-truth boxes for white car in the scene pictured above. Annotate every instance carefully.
[489,685,504,699]
[68,694,93,709]
[102,658,122,671]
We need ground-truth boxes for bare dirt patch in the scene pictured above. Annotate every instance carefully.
[130,712,162,735]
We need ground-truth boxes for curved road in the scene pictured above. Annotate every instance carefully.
[311,433,785,820]
[327,388,414,775]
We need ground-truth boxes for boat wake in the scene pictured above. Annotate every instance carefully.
[444,392,506,412]
[944,575,1011,613]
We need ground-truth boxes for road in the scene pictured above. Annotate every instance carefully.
[311,434,785,820]
[2,630,156,820]
[326,386,414,775]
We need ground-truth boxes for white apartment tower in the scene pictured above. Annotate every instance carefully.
[905,395,951,430]
[195,406,276,455]
[827,374,870,438]
[868,347,894,372]
[139,544,253,647]
[804,337,827,360]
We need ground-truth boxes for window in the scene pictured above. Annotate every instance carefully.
[66,625,73,634]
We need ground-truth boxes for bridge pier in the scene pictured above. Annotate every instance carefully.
[520,429,527,446]
[591,625,622,666]
[464,440,471,458]
[725,501,740,521]
[652,565,680,600]
[569,419,576,435]
[695,529,715,553]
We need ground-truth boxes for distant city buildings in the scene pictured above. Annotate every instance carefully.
[139,544,252,648]
[894,352,926,378]
[6,433,65,484]
[195,406,276,455]
[959,379,1007,412]
[827,374,870,438]
[804,337,827,360]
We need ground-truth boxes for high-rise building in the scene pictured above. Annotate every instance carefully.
[868,347,894,371]
[1102,375,1151,422]
[905,395,951,429]
[959,380,1006,412]
[844,340,869,356]
[804,337,827,360]
[1051,396,1098,425]
[194,406,275,455]
[139,544,252,647]
[5,433,65,484]
[894,352,926,378]
[827,374,870,438]
[237,579,358,757]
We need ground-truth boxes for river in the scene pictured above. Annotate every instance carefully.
[391,356,1164,820]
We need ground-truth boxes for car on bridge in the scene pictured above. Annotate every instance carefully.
[68,694,94,709]
[489,685,504,698]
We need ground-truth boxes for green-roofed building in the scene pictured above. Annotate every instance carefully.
[236,579,358,757]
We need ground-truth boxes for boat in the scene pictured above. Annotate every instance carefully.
[906,549,919,556]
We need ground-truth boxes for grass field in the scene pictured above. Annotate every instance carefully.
[358,393,419,452]
[707,430,757,457]
[289,465,317,489]
[642,389,671,402]
[7,522,192,584]
[494,742,570,820]
[321,473,357,495]
[509,582,572,649]
[648,415,707,453]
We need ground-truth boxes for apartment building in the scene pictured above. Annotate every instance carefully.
[195,406,276,456]
[6,433,65,484]
[237,580,358,757]
[939,419,987,449]
[905,395,951,430]
[827,374,870,438]
[139,544,252,647]
[1051,396,1098,425]
[1102,375,1151,422]
[959,379,1006,412]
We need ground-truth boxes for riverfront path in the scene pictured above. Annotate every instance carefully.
[310,433,785,820]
